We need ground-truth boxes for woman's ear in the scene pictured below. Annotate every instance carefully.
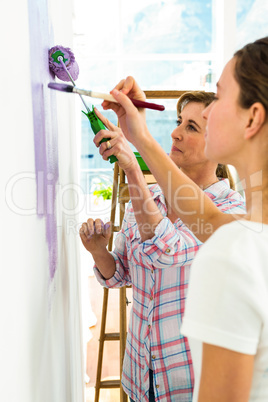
[244,102,266,140]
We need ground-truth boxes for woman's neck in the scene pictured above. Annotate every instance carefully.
[236,163,268,224]
[243,182,268,224]
[180,166,219,190]
[235,127,268,224]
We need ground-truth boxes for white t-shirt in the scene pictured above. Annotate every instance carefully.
[181,220,268,402]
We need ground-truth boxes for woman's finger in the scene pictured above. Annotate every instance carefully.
[119,76,146,100]
[94,107,118,131]
[98,140,114,157]
[110,89,137,116]
[93,129,116,147]
[79,225,87,242]
[112,78,126,92]
[94,219,104,235]
[103,222,111,239]
[80,222,88,236]
[101,100,121,114]
[86,218,95,237]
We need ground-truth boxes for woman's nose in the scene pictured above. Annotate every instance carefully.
[171,127,183,140]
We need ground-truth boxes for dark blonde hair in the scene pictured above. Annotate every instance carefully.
[177,91,235,190]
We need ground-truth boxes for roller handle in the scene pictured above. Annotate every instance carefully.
[82,108,117,163]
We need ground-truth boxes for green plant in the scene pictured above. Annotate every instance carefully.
[93,184,113,200]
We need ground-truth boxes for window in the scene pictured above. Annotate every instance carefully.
[237,0,268,48]
[73,0,268,194]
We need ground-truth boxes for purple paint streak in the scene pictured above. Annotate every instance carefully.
[48,82,74,92]
[28,0,59,280]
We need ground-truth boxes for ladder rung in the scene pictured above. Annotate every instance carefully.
[103,332,120,341]
[113,226,120,232]
[99,379,121,388]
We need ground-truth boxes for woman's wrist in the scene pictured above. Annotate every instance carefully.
[91,245,110,260]
[131,126,152,150]
[122,156,140,175]
[93,248,116,279]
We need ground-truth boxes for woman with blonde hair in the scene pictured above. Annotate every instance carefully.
[80,90,245,401]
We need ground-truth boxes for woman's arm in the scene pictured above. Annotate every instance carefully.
[198,343,254,402]
[101,81,235,239]
[94,108,164,242]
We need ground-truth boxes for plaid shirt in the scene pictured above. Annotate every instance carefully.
[94,179,245,401]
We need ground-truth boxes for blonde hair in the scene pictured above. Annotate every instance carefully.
[216,164,235,190]
[177,91,236,190]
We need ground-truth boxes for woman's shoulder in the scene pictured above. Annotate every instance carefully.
[213,219,268,238]
[199,220,268,261]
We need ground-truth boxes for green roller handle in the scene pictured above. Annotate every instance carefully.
[82,107,117,163]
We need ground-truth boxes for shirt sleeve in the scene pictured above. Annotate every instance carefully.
[93,248,132,288]
[214,196,246,214]
[181,245,262,355]
[93,207,132,288]
[205,179,246,215]
[133,217,202,269]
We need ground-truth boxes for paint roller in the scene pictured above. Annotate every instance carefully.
[48,45,117,163]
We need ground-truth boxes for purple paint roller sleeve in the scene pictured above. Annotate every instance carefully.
[49,45,79,81]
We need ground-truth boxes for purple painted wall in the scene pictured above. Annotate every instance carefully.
[28,0,59,280]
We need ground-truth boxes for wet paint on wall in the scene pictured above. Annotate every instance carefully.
[28,0,59,280]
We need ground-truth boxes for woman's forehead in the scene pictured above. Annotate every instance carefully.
[217,58,236,91]
[181,101,205,115]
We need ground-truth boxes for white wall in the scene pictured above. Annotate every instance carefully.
[1,0,84,401]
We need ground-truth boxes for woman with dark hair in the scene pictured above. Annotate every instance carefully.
[181,38,268,402]
[80,91,245,401]
[99,36,268,401]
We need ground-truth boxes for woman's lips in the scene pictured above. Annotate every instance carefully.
[171,145,183,152]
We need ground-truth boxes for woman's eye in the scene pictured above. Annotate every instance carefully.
[188,124,197,131]
[176,119,182,126]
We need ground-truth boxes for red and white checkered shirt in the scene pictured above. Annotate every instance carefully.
[94,179,245,401]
